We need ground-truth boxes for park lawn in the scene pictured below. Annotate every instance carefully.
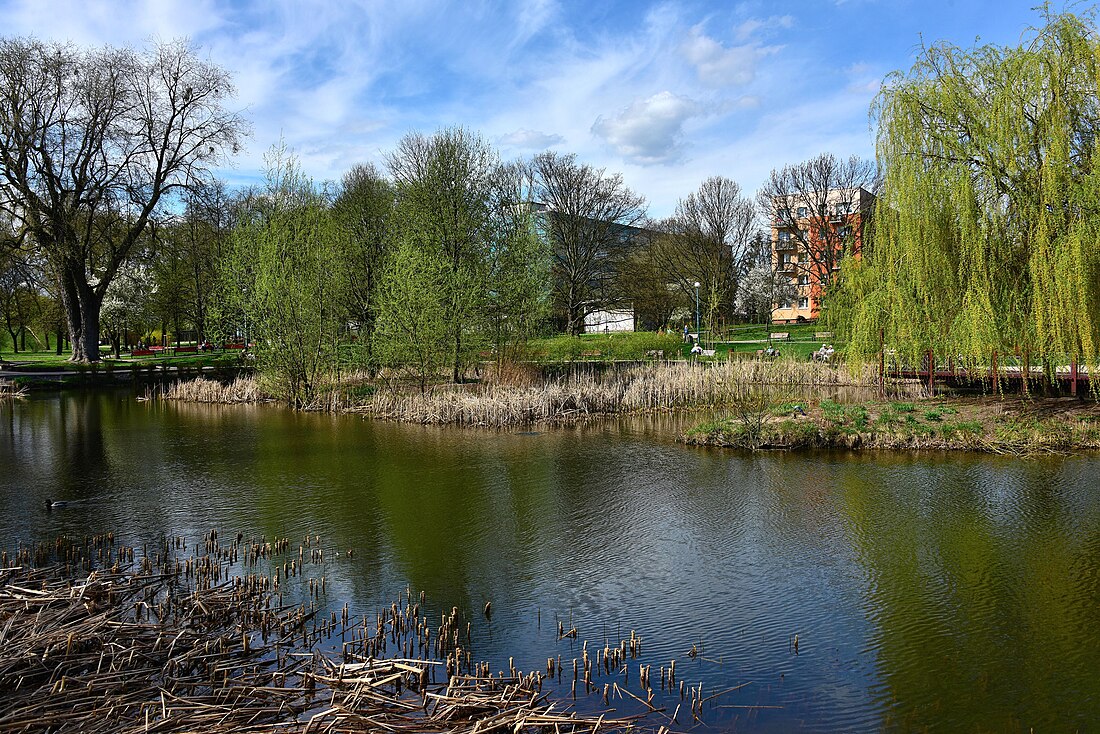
[716,322,830,342]
[2,348,243,371]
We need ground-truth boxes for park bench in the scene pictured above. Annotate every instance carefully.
[815,331,834,339]
[174,346,198,354]
[644,350,664,359]
[769,332,790,341]
[225,343,247,350]
[701,349,716,357]
[130,349,155,357]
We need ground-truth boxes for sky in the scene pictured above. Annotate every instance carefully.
[0,0,1059,217]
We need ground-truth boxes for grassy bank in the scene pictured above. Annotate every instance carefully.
[683,397,1100,455]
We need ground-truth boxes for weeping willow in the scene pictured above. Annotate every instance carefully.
[833,9,1100,377]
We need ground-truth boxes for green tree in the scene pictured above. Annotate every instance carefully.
[834,9,1100,372]
[387,128,497,382]
[373,238,453,393]
[484,161,551,361]
[333,164,395,370]
[225,148,348,408]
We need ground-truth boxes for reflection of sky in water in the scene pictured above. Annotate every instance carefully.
[2,390,1100,732]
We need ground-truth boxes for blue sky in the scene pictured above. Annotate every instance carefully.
[0,0,1052,216]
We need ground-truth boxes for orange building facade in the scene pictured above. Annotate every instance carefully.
[770,187,874,324]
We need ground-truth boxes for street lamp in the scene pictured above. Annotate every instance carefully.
[693,281,701,338]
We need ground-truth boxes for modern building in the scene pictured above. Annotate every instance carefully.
[770,187,874,323]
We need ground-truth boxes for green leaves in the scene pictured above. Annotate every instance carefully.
[836,9,1100,375]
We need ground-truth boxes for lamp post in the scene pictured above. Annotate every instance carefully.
[693,281,701,338]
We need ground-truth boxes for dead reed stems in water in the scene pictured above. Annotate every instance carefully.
[0,534,648,734]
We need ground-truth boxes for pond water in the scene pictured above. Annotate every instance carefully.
[2,390,1100,732]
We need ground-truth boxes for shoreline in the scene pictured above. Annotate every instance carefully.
[681,396,1100,456]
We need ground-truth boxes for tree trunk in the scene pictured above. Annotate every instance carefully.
[72,278,102,363]
[58,269,88,361]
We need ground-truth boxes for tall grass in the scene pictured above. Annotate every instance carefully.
[362,361,913,426]
[164,361,925,426]
[163,377,268,404]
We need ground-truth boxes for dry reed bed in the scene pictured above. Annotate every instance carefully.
[0,533,649,734]
[163,376,268,404]
[0,381,28,399]
[365,362,889,426]
[162,362,921,427]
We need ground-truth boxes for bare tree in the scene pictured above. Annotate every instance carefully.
[529,152,646,336]
[756,154,876,309]
[0,38,247,361]
[651,176,758,333]
[615,239,684,331]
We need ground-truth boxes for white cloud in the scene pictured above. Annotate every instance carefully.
[498,129,565,149]
[591,91,702,165]
[681,25,778,88]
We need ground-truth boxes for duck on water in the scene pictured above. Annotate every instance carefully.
[45,499,85,510]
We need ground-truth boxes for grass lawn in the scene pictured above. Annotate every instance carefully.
[1,348,244,371]
[522,327,840,363]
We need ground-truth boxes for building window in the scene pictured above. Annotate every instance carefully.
[797,206,807,217]
[798,275,809,286]
[778,230,791,243]
[798,297,809,309]
[835,201,850,215]
[838,226,852,239]
[781,254,793,265]
[780,300,792,309]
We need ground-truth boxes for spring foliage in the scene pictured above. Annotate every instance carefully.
[833,9,1100,371]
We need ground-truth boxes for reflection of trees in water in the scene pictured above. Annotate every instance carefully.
[839,456,1100,730]
[57,392,110,497]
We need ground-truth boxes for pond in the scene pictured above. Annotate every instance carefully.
[2,390,1099,731]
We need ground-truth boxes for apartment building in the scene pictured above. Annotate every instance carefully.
[770,187,874,323]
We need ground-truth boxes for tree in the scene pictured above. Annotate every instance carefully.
[333,164,395,369]
[834,9,1100,370]
[650,176,758,333]
[373,239,453,393]
[529,152,646,336]
[737,232,796,323]
[224,148,347,408]
[483,160,551,360]
[0,38,246,362]
[615,240,684,331]
[756,153,876,313]
[100,262,154,358]
[387,128,497,382]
